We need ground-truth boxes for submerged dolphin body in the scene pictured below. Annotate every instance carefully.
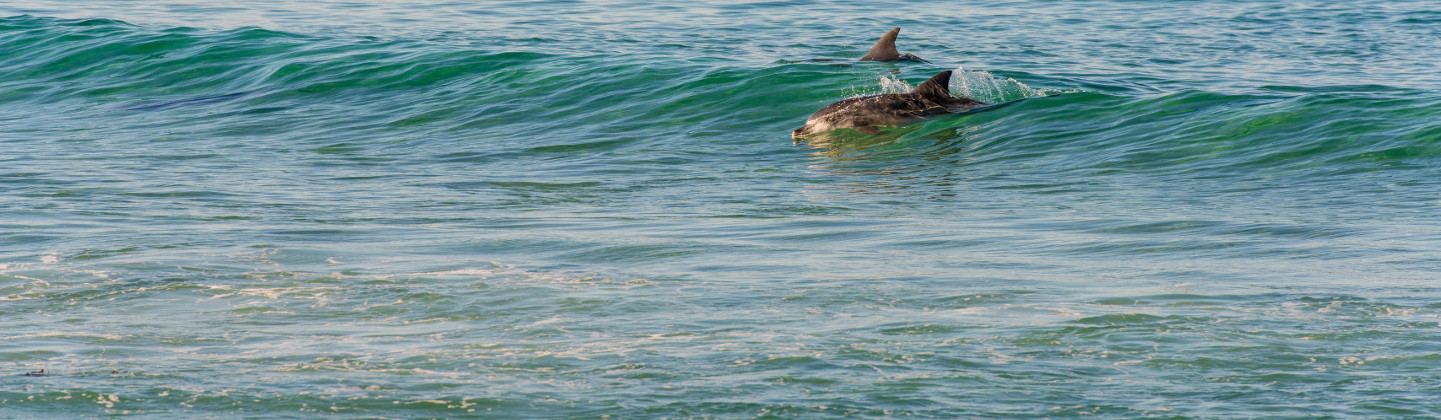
[792,71,986,139]
[859,27,928,62]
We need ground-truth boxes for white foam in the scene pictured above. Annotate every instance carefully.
[521,315,563,328]
[1,331,126,340]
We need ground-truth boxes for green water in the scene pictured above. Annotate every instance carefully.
[3,1,1441,417]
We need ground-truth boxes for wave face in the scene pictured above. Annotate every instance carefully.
[4,1,1441,417]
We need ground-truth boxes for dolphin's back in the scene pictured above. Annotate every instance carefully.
[807,94,947,122]
[793,71,987,138]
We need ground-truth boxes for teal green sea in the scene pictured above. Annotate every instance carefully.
[3,1,1441,417]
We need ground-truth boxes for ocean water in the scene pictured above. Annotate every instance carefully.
[3,0,1441,417]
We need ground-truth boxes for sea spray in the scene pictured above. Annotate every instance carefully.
[874,66,1063,103]
[877,74,914,94]
[949,65,1056,103]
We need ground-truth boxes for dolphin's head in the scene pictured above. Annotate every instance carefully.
[792,124,816,139]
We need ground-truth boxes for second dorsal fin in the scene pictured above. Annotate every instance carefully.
[911,71,954,99]
[859,27,902,61]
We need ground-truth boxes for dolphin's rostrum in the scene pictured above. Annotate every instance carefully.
[859,27,928,62]
[792,71,986,139]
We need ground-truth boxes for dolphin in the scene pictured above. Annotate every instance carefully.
[859,27,928,62]
[792,70,986,138]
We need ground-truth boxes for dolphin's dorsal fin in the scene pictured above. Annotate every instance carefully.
[912,71,954,99]
[859,28,902,61]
